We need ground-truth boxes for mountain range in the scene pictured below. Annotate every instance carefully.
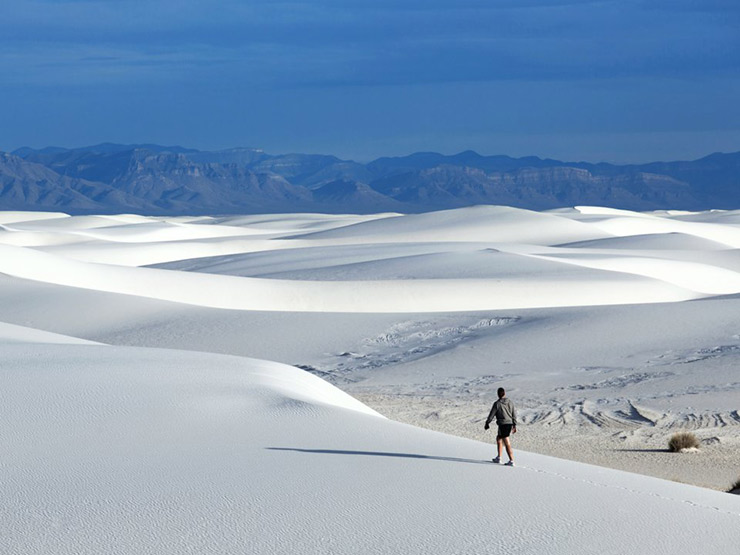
[1,143,739,214]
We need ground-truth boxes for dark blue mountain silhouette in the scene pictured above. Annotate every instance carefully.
[2,144,738,214]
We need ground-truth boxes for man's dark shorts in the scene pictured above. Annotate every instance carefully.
[497,424,513,439]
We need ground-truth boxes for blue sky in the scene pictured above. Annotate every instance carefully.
[2,0,739,162]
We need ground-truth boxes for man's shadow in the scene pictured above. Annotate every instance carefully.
[267,447,493,465]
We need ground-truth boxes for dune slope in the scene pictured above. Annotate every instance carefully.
[2,206,740,553]
[1,329,738,555]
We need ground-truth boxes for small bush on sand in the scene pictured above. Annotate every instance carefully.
[668,432,699,452]
[729,479,740,495]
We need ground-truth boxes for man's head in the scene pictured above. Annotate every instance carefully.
[497,387,505,398]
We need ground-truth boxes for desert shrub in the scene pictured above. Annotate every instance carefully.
[729,478,740,494]
[668,431,700,452]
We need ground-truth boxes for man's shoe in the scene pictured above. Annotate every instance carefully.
[492,457,500,464]
[504,460,515,467]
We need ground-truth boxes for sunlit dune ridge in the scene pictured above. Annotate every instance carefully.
[1,205,739,311]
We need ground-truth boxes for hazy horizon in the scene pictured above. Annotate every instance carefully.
[7,139,740,167]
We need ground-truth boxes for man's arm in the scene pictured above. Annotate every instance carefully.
[484,402,497,429]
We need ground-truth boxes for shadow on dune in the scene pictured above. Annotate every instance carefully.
[267,447,493,465]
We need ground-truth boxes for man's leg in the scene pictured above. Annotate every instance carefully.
[503,437,514,462]
[496,437,504,459]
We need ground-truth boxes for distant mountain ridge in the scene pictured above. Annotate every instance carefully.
[2,143,738,214]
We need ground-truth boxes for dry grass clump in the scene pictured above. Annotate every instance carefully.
[729,478,740,495]
[668,431,699,452]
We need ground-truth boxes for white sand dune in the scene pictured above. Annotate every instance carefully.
[0,242,705,312]
[2,205,740,552]
[566,211,740,248]
[520,251,740,295]
[70,221,256,243]
[5,205,740,311]
[668,209,740,225]
[3,214,141,230]
[0,321,99,345]
[293,205,614,245]
[212,211,395,231]
[1,329,738,554]
[0,211,69,224]
[37,237,273,266]
[0,229,97,247]
[559,232,732,250]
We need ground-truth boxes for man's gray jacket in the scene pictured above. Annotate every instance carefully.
[486,397,517,427]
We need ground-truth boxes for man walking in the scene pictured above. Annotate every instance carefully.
[484,387,517,466]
